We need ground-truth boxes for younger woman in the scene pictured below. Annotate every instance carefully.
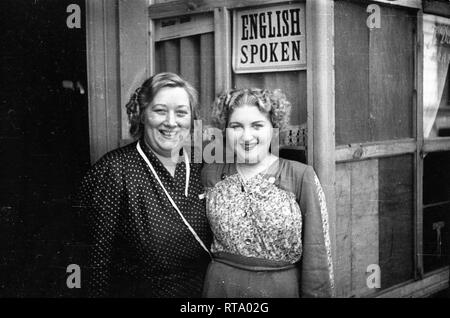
[201,88,334,298]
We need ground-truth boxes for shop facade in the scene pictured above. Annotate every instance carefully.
[85,0,450,297]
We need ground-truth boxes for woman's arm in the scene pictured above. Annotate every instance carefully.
[299,166,335,298]
[80,157,124,297]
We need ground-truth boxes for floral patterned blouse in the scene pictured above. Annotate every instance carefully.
[201,158,335,298]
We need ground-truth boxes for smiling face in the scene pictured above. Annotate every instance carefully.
[142,86,191,158]
[226,104,273,164]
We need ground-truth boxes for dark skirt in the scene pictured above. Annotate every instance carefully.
[202,252,300,298]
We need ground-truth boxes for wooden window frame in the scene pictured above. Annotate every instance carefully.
[420,9,450,285]
[333,1,421,296]
[423,0,450,18]
[148,5,230,103]
[416,10,425,283]
[332,2,450,297]
[365,8,450,298]
[375,266,449,297]
[86,0,122,162]
[371,0,421,9]
[119,0,154,144]
[149,0,301,19]
[148,0,422,20]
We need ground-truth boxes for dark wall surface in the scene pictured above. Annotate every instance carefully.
[0,0,90,297]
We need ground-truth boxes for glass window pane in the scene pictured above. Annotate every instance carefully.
[423,151,450,205]
[423,14,450,138]
[423,151,450,273]
[423,203,450,273]
[378,155,415,289]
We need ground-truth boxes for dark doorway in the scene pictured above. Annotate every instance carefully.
[1,0,90,297]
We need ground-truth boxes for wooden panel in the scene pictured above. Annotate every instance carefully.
[86,0,121,162]
[376,266,449,298]
[199,33,215,123]
[336,156,415,294]
[308,1,337,275]
[373,0,421,9]
[335,2,415,145]
[149,0,296,19]
[179,37,200,92]
[233,72,307,126]
[157,39,180,74]
[179,36,201,125]
[369,5,415,141]
[334,1,369,145]
[335,160,379,297]
[335,139,416,163]
[423,137,450,152]
[265,72,306,126]
[233,73,264,89]
[155,42,164,74]
[416,12,424,279]
[214,7,231,95]
[423,0,450,18]
[155,34,215,124]
[379,155,414,289]
[119,0,151,141]
[306,0,314,165]
[350,159,379,297]
[335,164,352,297]
[155,13,213,41]
[149,0,422,18]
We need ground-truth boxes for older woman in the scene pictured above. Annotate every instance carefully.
[201,88,334,298]
[80,72,212,297]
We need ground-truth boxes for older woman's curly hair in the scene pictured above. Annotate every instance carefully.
[211,88,291,131]
[125,72,198,139]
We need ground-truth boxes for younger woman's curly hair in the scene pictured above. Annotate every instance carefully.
[211,88,291,130]
[125,72,198,139]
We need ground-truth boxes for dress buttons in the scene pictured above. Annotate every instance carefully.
[245,238,252,245]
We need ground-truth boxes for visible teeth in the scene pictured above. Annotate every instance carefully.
[243,144,257,150]
[160,130,176,137]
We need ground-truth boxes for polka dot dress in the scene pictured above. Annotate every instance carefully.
[80,139,212,297]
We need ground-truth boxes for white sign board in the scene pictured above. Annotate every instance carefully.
[233,3,306,73]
